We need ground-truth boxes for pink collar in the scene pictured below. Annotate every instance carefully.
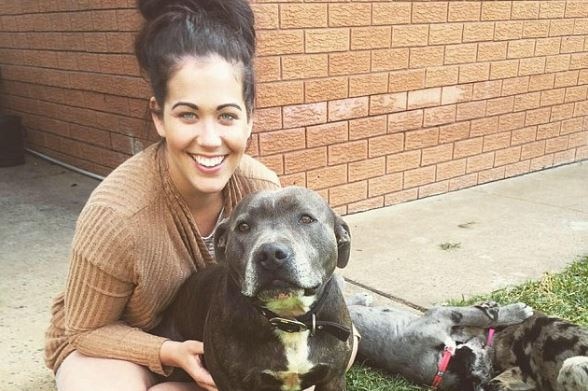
[431,346,455,389]
[431,328,496,389]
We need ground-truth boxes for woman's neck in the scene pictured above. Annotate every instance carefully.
[185,192,224,237]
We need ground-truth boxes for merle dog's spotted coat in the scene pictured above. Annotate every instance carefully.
[490,313,588,391]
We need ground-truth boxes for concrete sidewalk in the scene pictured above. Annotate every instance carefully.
[1,154,587,390]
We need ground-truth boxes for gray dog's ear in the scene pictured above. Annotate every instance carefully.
[335,216,351,268]
[213,219,230,262]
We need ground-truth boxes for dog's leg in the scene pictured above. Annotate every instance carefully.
[425,302,533,328]
[557,356,588,391]
[487,367,536,391]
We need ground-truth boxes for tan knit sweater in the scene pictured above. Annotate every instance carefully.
[44,141,280,375]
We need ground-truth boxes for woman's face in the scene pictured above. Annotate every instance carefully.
[152,55,252,201]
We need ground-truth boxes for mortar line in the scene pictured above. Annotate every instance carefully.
[343,277,428,313]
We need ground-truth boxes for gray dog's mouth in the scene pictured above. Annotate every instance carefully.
[256,279,320,301]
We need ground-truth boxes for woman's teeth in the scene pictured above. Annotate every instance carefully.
[192,155,225,168]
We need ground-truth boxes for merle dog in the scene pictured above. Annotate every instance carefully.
[155,187,355,391]
[346,295,533,391]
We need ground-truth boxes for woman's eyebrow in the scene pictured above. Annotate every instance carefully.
[172,102,198,110]
[218,103,242,112]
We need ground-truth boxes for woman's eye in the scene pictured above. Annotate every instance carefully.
[237,222,250,233]
[299,215,315,224]
[220,113,237,122]
[180,112,197,121]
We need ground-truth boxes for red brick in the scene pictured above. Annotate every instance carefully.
[329,3,372,27]
[405,127,439,150]
[284,147,327,174]
[351,27,391,50]
[392,25,429,47]
[569,131,588,148]
[560,117,584,135]
[282,54,328,80]
[439,121,471,143]
[283,103,326,128]
[455,137,483,158]
[412,2,448,23]
[256,81,304,108]
[389,69,426,92]
[407,88,441,110]
[328,97,369,121]
[499,112,526,132]
[449,173,479,191]
[258,30,304,56]
[437,159,467,180]
[306,165,347,191]
[512,126,537,145]
[329,51,371,76]
[373,2,412,25]
[521,140,546,160]
[457,101,487,121]
[328,140,368,164]
[368,173,403,197]
[483,131,512,152]
[422,144,453,166]
[369,92,407,116]
[466,152,495,173]
[449,2,481,22]
[505,160,530,178]
[494,146,522,166]
[253,108,282,133]
[371,48,410,72]
[257,155,284,176]
[281,4,327,29]
[349,73,389,97]
[347,197,385,214]
[349,116,387,140]
[404,166,436,189]
[424,105,457,127]
[368,134,404,158]
[385,189,419,206]
[388,110,424,133]
[419,180,450,198]
[305,77,348,103]
[387,150,422,173]
[306,28,349,53]
[329,181,368,207]
[545,135,569,154]
[525,107,552,126]
[259,128,305,155]
[307,121,349,148]
[349,157,386,182]
[280,172,306,188]
[478,166,506,183]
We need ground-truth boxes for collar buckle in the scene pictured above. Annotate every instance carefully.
[269,317,308,333]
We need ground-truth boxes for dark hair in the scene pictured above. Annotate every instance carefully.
[135,0,256,116]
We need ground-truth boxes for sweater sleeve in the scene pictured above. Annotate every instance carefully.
[63,204,170,376]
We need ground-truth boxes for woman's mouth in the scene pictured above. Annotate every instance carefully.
[190,154,226,169]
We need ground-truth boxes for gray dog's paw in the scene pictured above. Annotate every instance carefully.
[499,302,533,324]
[558,356,588,391]
[346,292,373,307]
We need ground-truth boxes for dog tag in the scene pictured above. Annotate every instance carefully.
[269,317,308,333]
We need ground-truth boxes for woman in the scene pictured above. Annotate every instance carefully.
[44,0,279,390]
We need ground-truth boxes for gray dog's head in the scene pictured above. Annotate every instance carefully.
[214,186,351,315]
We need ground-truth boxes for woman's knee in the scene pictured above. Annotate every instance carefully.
[55,351,156,391]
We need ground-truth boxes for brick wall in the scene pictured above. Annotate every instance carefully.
[1,1,587,215]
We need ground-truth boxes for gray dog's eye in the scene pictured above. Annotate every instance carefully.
[299,215,315,224]
[237,222,250,233]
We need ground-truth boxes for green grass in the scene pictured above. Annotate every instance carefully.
[345,256,588,390]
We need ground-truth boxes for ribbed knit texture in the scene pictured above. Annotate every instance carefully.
[44,141,280,375]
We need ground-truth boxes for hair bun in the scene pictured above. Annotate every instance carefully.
[137,0,254,27]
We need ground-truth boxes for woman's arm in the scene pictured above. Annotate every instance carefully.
[63,204,170,375]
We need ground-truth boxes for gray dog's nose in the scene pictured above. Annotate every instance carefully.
[256,243,292,271]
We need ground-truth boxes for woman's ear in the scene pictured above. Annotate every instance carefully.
[150,97,165,138]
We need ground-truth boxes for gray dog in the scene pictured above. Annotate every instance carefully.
[155,187,354,391]
[347,294,533,390]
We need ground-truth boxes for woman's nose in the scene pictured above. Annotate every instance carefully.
[197,120,222,148]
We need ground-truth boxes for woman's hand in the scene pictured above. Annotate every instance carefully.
[160,340,218,391]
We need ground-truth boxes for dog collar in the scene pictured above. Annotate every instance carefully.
[258,278,351,342]
[431,345,455,389]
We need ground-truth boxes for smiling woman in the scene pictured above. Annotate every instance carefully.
[43,1,281,390]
